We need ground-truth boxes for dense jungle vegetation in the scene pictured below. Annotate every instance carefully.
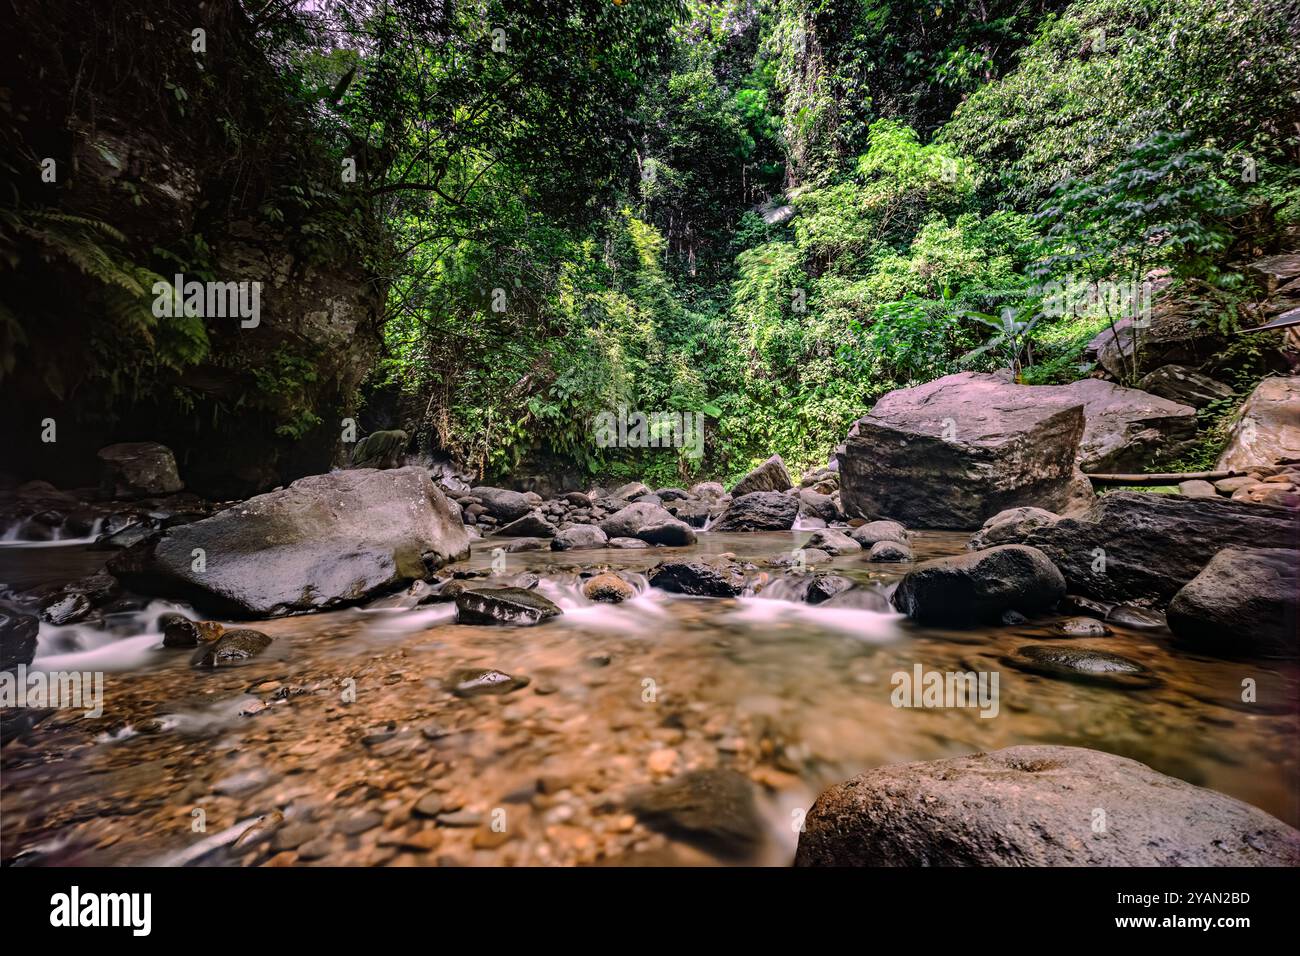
[4,0,1299,488]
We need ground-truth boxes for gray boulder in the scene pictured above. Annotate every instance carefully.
[968,506,1060,551]
[1037,378,1197,472]
[1168,548,1298,658]
[599,502,696,546]
[1020,492,1295,604]
[97,442,183,498]
[109,467,469,617]
[795,745,1300,866]
[730,454,792,497]
[711,491,799,532]
[1138,365,1235,408]
[803,528,861,555]
[868,540,913,563]
[850,520,910,547]
[891,544,1065,626]
[469,486,533,522]
[494,511,557,537]
[839,372,1093,529]
[551,524,608,551]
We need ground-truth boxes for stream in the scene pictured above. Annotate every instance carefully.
[2,530,1297,866]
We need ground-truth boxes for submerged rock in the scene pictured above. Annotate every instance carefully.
[711,491,799,532]
[455,587,562,626]
[608,536,650,549]
[891,545,1065,625]
[1168,548,1298,658]
[190,628,272,667]
[1005,644,1157,688]
[110,467,469,617]
[447,668,530,697]
[1053,616,1112,637]
[649,560,747,597]
[795,745,1300,866]
[626,769,764,861]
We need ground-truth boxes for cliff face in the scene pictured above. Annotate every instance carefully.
[0,0,386,498]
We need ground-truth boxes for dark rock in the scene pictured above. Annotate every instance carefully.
[349,429,408,469]
[0,610,40,671]
[97,442,183,498]
[39,591,93,625]
[968,507,1059,551]
[839,372,1094,529]
[1139,365,1235,408]
[795,745,1300,866]
[626,769,764,861]
[805,574,855,604]
[730,455,792,497]
[469,486,534,522]
[654,487,690,502]
[447,668,530,697]
[797,489,840,523]
[109,467,469,617]
[455,587,562,626]
[161,613,224,648]
[868,540,913,563]
[190,629,272,667]
[502,537,548,552]
[1053,616,1112,637]
[665,499,713,527]
[1005,644,1157,688]
[803,528,860,555]
[1167,548,1298,657]
[494,511,557,538]
[711,491,799,532]
[1106,605,1166,629]
[891,545,1065,626]
[1084,302,1228,381]
[551,524,608,551]
[1020,492,1295,604]
[599,502,696,545]
[650,560,746,597]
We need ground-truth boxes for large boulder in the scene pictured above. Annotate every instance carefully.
[1216,377,1300,471]
[1138,365,1235,408]
[109,467,469,617]
[599,502,696,546]
[1083,301,1228,381]
[649,559,747,597]
[551,524,608,551]
[1036,378,1197,472]
[1167,548,1298,658]
[839,373,1093,529]
[730,454,792,497]
[890,545,1066,626]
[710,491,799,532]
[794,746,1300,866]
[1020,492,1296,605]
[468,486,534,522]
[97,442,183,498]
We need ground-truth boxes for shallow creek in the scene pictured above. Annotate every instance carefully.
[1,530,1297,866]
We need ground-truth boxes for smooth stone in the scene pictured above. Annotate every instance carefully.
[1005,644,1158,688]
[455,587,562,626]
[189,629,272,668]
[447,668,530,697]
[1053,616,1112,637]
[868,540,913,562]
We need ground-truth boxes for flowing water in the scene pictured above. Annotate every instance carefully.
[2,531,1297,866]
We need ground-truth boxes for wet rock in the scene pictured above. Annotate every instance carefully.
[455,587,562,626]
[794,745,1300,866]
[967,507,1059,551]
[1001,609,1028,625]
[447,668,530,697]
[584,573,636,603]
[1167,548,1298,658]
[772,548,831,567]
[232,811,284,850]
[711,491,799,532]
[868,540,913,563]
[626,769,764,861]
[502,537,548,553]
[469,486,534,522]
[803,528,860,555]
[839,372,1093,528]
[892,545,1065,626]
[0,610,39,671]
[551,524,608,551]
[850,519,910,547]
[110,467,469,617]
[1053,616,1112,637]
[1106,605,1166,629]
[805,574,855,605]
[649,560,747,597]
[39,591,93,626]
[1005,644,1157,688]
[1059,594,1112,618]
[1216,376,1300,471]
[608,537,650,549]
[1138,365,1236,408]
[161,613,225,648]
[190,629,273,667]
[599,502,695,546]
[97,441,183,498]
[494,511,557,537]
[731,454,792,497]
[1020,492,1295,604]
